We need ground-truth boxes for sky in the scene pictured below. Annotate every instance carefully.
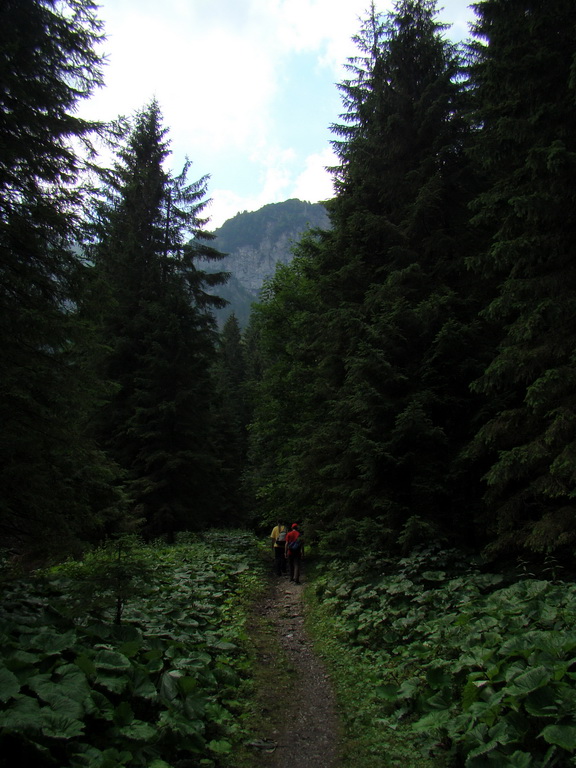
[82,0,476,229]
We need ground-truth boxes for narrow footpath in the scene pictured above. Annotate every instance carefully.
[243,565,342,768]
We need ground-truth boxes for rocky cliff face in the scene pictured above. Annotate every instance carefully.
[204,199,330,327]
[223,227,309,295]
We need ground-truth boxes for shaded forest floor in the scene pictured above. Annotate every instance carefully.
[237,559,342,768]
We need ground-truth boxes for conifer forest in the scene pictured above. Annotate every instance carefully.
[2,1,576,767]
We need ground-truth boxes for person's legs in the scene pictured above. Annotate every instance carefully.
[274,547,283,576]
[293,553,301,584]
[288,554,295,581]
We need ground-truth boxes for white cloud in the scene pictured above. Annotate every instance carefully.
[207,188,260,230]
[89,3,278,154]
[83,0,475,228]
[208,146,298,228]
[292,147,336,204]
[208,146,336,229]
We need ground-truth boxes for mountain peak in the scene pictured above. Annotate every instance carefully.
[207,198,330,327]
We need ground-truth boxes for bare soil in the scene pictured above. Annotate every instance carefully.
[241,563,342,768]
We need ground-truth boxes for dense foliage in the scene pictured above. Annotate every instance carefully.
[0,532,263,768]
[310,550,576,767]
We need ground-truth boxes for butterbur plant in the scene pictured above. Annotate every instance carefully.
[0,532,263,768]
[420,583,576,767]
[314,549,576,767]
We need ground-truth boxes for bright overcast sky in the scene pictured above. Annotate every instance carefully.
[83,0,475,229]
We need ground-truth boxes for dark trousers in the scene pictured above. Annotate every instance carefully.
[288,552,302,583]
[274,546,286,575]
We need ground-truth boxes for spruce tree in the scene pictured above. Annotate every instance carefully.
[300,0,482,548]
[86,101,227,537]
[0,0,125,553]
[466,0,576,555]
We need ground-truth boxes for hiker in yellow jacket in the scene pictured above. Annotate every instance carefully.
[270,520,288,576]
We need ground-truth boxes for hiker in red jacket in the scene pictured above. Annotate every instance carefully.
[285,523,304,584]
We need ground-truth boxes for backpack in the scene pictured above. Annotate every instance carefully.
[288,535,301,552]
[276,528,287,545]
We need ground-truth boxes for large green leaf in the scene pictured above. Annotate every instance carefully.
[93,649,132,671]
[130,671,157,700]
[110,624,142,644]
[70,746,134,768]
[159,670,181,702]
[175,651,212,670]
[503,661,527,683]
[424,689,453,711]
[412,709,452,733]
[157,709,205,738]
[506,752,533,768]
[56,664,91,697]
[75,653,97,677]
[4,650,38,669]
[0,694,41,730]
[375,682,400,701]
[506,666,551,696]
[118,720,158,741]
[208,738,232,754]
[89,691,115,721]
[426,667,451,690]
[540,724,576,751]
[114,700,134,726]
[27,672,88,717]
[499,633,543,658]
[26,631,77,655]
[39,709,85,739]
[177,676,198,696]
[0,667,20,701]
[95,672,129,694]
[49,693,85,720]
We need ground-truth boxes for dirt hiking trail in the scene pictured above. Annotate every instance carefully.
[244,567,342,768]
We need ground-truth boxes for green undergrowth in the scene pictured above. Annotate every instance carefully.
[0,531,265,768]
[304,559,444,768]
[305,548,576,768]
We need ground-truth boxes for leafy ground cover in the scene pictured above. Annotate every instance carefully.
[307,548,576,768]
[0,531,265,768]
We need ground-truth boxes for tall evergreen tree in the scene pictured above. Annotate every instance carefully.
[86,101,227,537]
[298,0,483,548]
[0,0,125,553]
[465,0,576,555]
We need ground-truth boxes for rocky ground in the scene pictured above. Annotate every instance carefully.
[242,562,342,768]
